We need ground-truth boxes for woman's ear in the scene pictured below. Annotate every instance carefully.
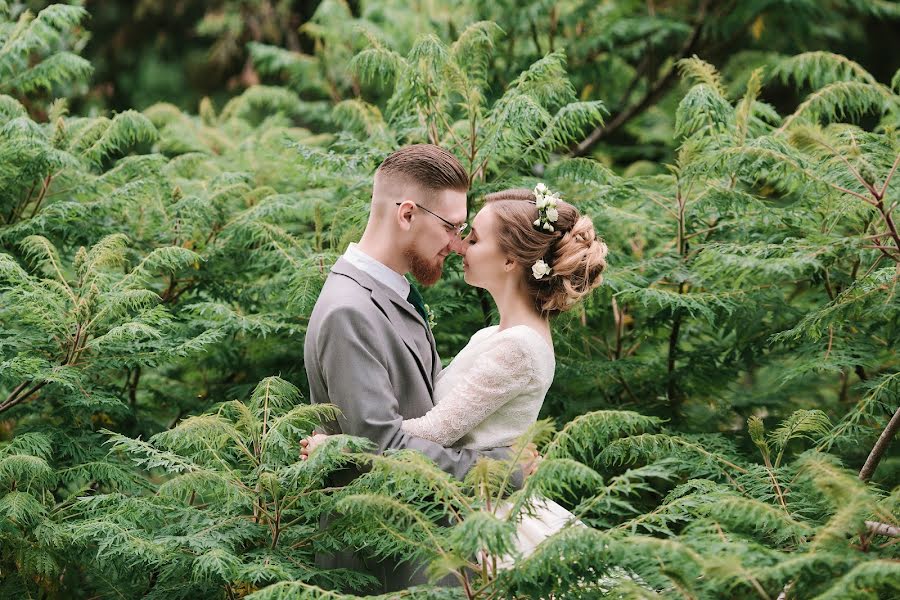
[504,257,516,272]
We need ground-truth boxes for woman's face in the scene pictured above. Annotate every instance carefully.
[461,205,512,290]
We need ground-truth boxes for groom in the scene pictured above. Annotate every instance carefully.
[303,144,530,592]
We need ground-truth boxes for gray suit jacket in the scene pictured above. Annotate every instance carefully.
[303,258,516,591]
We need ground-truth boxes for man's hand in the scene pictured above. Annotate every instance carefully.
[299,432,330,461]
[519,442,542,478]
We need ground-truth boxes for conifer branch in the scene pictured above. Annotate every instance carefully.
[0,380,46,413]
[878,152,900,199]
[28,173,53,219]
[865,520,900,537]
[570,0,710,157]
[858,406,900,482]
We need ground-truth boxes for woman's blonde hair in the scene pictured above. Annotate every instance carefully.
[483,188,608,316]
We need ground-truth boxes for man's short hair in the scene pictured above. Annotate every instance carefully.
[375,144,469,192]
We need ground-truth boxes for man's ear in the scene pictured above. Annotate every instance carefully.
[397,200,415,231]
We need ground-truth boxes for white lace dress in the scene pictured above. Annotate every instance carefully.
[401,324,579,567]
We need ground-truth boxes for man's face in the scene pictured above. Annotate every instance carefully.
[403,188,467,286]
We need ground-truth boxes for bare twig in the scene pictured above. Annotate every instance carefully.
[865,520,900,537]
[571,0,710,157]
[859,406,900,482]
[877,152,900,199]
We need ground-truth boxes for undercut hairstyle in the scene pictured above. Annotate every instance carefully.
[375,144,469,193]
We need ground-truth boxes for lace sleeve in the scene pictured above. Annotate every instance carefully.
[401,335,535,446]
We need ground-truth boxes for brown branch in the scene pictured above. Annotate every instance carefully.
[863,244,900,253]
[876,200,900,253]
[813,138,878,198]
[549,6,558,52]
[776,582,793,600]
[0,381,47,413]
[9,180,37,223]
[877,152,900,200]
[529,20,542,56]
[614,54,652,109]
[666,309,683,412]
[28,173,53,219]
[167,282,198,305]
[612,297,624,360]
[866,520,900,537]
[823,270,836,300]
[570,0,710,157]
[3,380,32,406]
[823,325,834,361]
[128,366,141,409]
[859,406,900,482]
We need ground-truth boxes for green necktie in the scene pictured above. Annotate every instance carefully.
[406,284,429,325]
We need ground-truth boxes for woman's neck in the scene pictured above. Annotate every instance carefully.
[491,280,548,333]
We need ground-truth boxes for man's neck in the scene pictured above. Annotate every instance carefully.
[356,232,408,276]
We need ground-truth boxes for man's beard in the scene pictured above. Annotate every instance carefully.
[403,247,444,286]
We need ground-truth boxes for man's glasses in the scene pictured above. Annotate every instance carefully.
[396,202,468,236]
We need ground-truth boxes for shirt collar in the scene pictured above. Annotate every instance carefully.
[342,243,411,299]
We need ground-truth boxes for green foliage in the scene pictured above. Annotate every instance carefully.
[0,4,91,97]
[52,377,369,598]
[1,2,899,599]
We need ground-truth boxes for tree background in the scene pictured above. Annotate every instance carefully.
[1,1,899,598]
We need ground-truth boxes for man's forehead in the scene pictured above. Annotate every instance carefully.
[434,189,468,220]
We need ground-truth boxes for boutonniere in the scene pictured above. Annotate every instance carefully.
[424,303,437,329]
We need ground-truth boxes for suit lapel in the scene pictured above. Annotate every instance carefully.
[331,259,434,396]
[424,314,441,382]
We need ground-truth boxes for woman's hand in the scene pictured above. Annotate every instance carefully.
[299,432,330,460]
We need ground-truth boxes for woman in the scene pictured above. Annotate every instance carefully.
[304,183,608,566]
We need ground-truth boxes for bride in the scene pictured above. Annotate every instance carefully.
[303,183,608,569]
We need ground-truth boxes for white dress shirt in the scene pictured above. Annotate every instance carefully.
[342,242,411,299]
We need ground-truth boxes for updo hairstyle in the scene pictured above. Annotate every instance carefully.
[483,188,608,316]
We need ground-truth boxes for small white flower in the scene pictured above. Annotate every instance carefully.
[532,259,552,280]
[545,207,559,222]
[535,195,548,209]
[535,182,548,195]
[542,222,554,232]
[534,218,541,226]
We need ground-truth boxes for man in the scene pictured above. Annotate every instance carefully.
[303,144,533,592]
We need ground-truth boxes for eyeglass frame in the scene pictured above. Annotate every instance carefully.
[395,201,468,236]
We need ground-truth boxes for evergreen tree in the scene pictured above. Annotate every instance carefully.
[1,3,897,599]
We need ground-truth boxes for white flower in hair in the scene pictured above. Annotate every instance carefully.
[533,182,561,232]
[532,259,552,280]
